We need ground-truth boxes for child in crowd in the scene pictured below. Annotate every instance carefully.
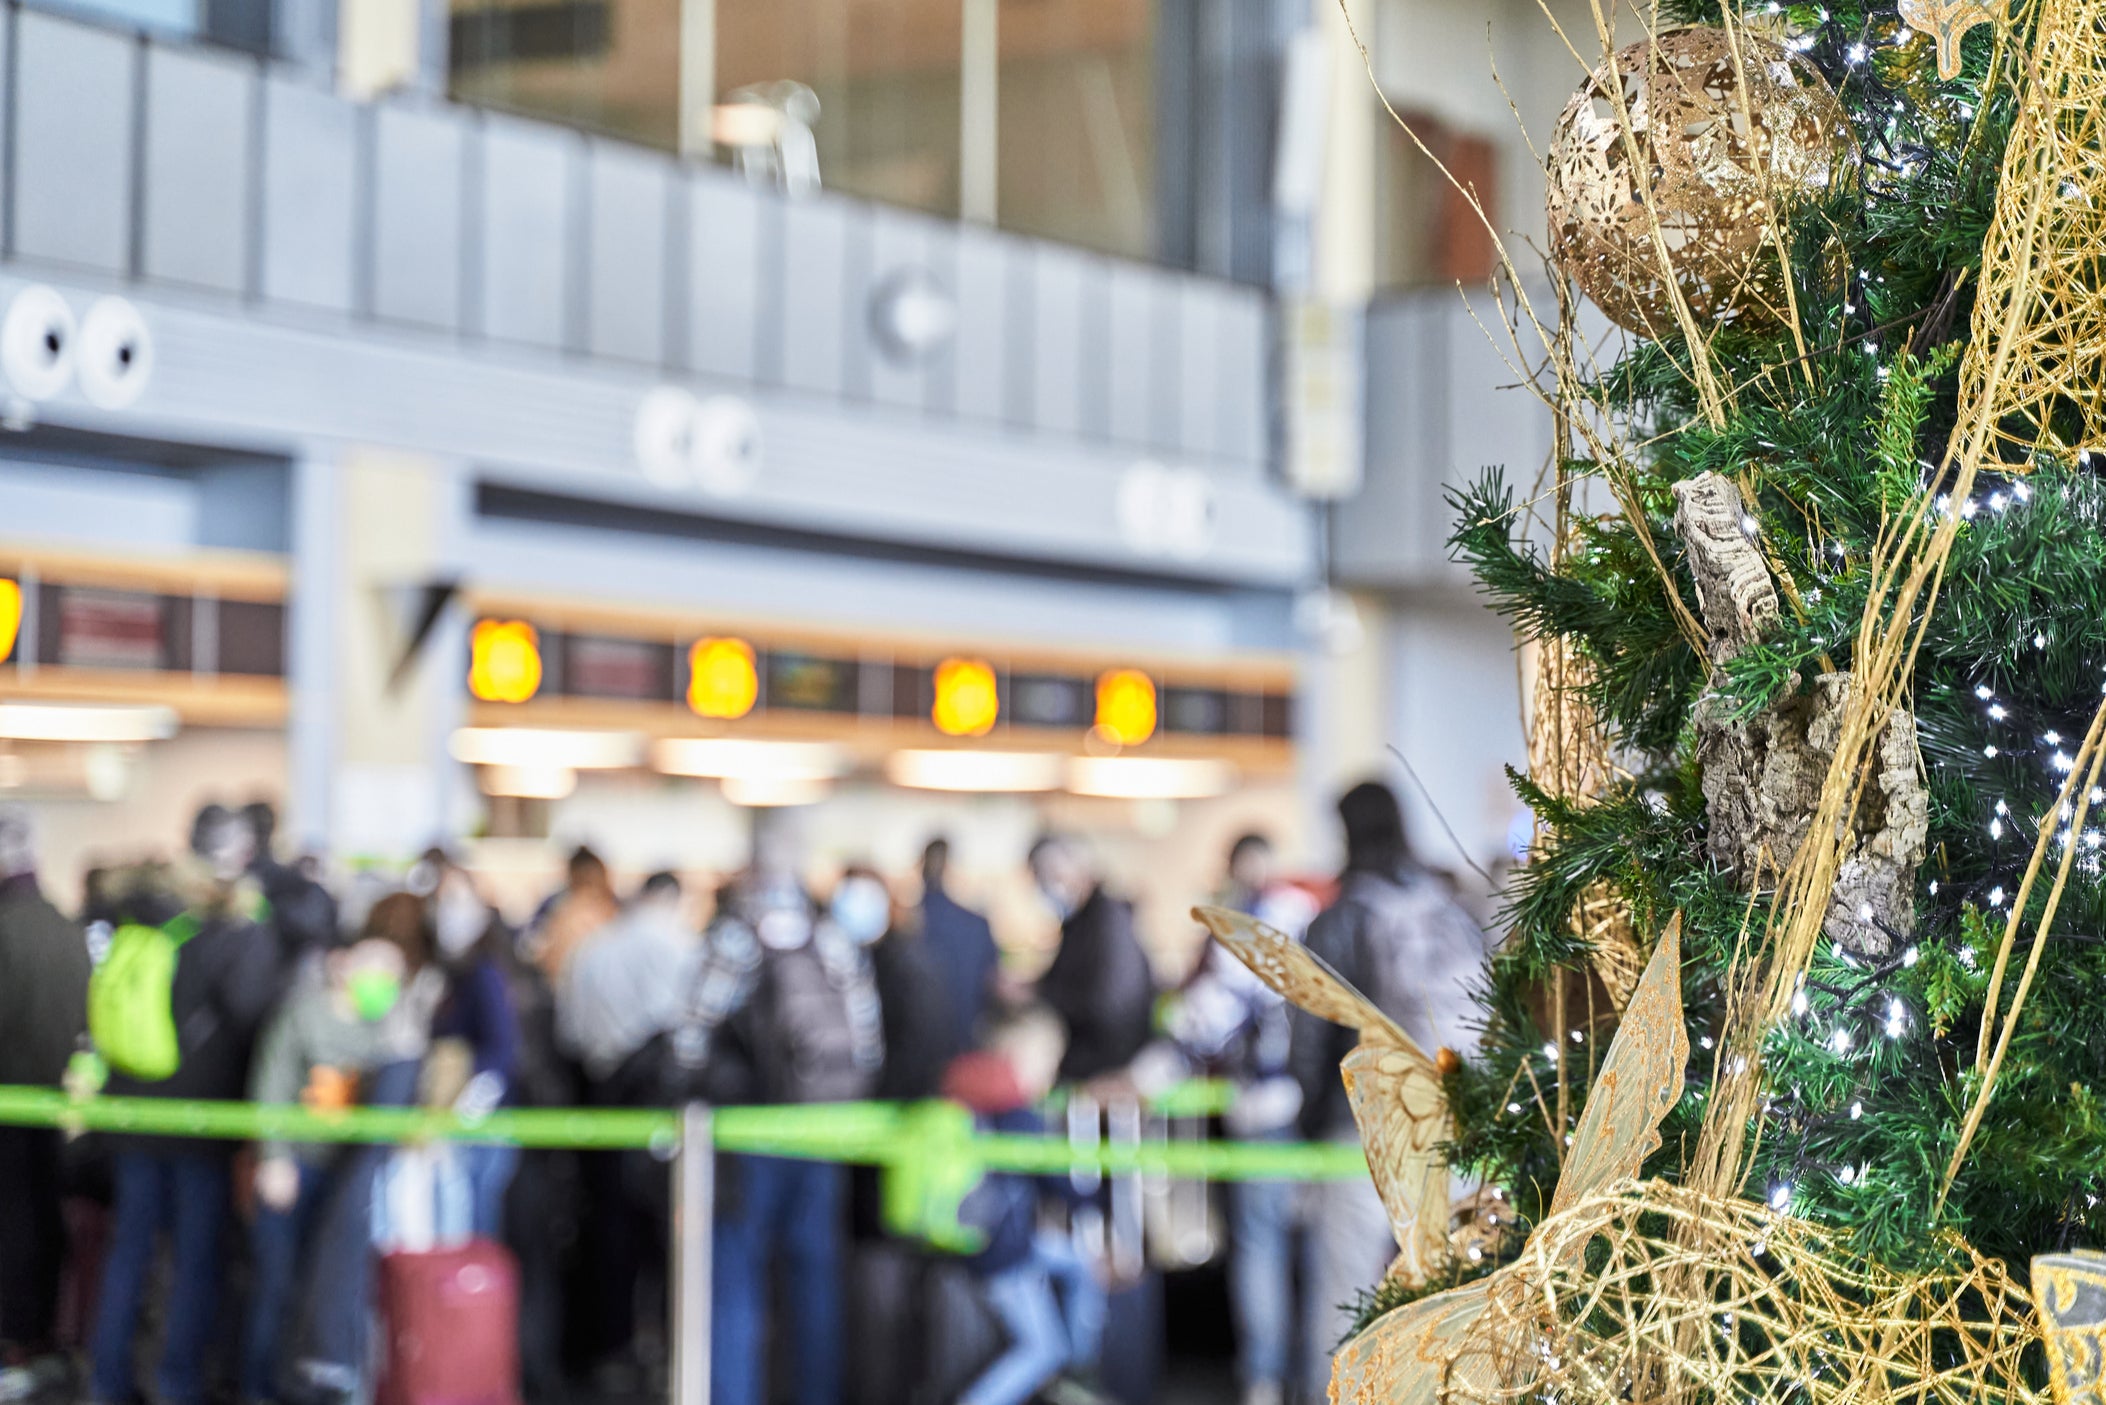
[245,893,440,1405]
[943,1006,1108,1405]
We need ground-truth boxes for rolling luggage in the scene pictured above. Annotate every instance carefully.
[374,1146,521,1405]
[375,1239,522,1405]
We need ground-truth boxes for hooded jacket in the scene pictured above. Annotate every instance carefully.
[0,874,90,1087]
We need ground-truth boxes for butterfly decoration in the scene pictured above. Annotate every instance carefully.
[1897,0,2000,80]
[1197,906,1689,1404]
[1191,905,1457,1285]
[2037,1251,2106,1404]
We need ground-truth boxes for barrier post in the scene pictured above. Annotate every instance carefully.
[671,1103,713,1405]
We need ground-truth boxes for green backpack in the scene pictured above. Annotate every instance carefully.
[88,913,200,1081]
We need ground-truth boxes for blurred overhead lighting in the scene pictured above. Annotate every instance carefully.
[1093,668,1158,746]
[932,658,1000,738]
[722,774,832,808]
[654,737,847,782]
[886,749,1063,793]
[1067,756,1234,800]
[687,637,760,719]
[479,764,576,800]
[449,727,641,770]
[468,619,543,703]
[0,702,177,743]
[0,579,19,662]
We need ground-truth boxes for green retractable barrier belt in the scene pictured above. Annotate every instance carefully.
[0,1082,1372,1249]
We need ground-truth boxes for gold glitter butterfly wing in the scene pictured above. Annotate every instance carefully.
[1343,1040,1454,1284]
[1548,914,1689,1218]
[1897,0,1998,80]
[1331,1277,1499,1405]
[2035,1251,2106,1404]
[1191,905,1414,1050]
[1195,904,1452,1282]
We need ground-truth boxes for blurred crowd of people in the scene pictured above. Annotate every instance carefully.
[0,778,1491,1405]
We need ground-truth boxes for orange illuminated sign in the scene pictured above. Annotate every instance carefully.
[932,657,999,737]
[1094,668,1157,746]
[469,619,542,703]
[0,581,18,664]
[688,637,759,719]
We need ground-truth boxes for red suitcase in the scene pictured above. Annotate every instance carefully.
[375,1239,523,1405]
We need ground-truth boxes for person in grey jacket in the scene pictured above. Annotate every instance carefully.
[0,807,90,1398]
[1292,781,1489,1398]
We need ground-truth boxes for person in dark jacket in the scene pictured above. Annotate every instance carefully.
[88,805,296,1405]
[1027,835,1155,1085]
[0,807,91,1398]
[1291,781,1488,1398]
[685,809,882,1405]
[424,858,521,1235]
[835,866,953,1102]
[917,839,999,1057]
[243,799,340,958]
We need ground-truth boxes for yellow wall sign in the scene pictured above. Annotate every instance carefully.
[1094,668,1157,746]
[932,657,999,737]
[0,580,19,664]
[469,619,543,703]
[688,637,759,719]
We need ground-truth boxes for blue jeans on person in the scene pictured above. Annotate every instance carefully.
[89,1150,231,1405]
[711,1156,847,1405]
[961,1233,1107,1405]
[244,1160,328,1403]
[457,1141,518,1238]
[1229,1175,1295,1389]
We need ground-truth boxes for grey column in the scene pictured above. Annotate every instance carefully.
[288,447,342,854]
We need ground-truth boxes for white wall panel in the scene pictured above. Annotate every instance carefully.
[585,143,669,364]
[685,173,761,382]
[13,11,133,275]
[371,105,465,330]
[141,45,251,294]
[476,117,570,350]
[260,77,357,313]
[1027,245,1085,436]
[950,227,1010,424]
[1177,281,1224,460]
[1105,263,1158,449]
[1217,291,1268,469]
[776,198,849,396]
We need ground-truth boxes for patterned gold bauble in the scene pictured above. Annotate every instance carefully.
[1546,28,1856,337]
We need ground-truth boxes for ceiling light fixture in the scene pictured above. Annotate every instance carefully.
[1066,756,1235,800]
[0,702,178,743]
[654,737,847,782]
[448,727,642,770]
[886,749,1063,793]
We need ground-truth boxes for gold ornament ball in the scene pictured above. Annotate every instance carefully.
[1546,28,1855,337]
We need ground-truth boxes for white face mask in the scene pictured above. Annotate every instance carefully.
[435,885,487,958]
[829,876,891,947]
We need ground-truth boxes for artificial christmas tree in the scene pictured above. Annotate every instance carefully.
[1205,0,2106,1396]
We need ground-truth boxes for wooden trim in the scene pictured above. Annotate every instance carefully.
[0,667,289,728]
[462,588,1300,692]
[0,543,289,603]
